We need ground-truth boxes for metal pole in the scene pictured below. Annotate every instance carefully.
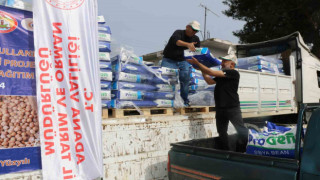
[204,7,207,40]
[199,3,219,41]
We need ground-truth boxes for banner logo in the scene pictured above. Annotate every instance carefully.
[21,18,33,31]
[46,0,85,10]
[0,11,18,33]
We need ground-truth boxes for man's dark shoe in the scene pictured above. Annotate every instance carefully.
[184,102,190,107]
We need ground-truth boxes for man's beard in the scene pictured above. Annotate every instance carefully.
[221,66,231,71]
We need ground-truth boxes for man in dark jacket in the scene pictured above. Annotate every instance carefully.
[187,54,248,151]
[161,21,201,106]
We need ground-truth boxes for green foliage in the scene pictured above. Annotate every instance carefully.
[223,0,320,58]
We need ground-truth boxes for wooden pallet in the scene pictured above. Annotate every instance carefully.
[176,106,215,115]
[102,108,174,118]
[102,108,109,119]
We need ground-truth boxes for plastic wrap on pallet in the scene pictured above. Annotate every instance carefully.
[101,100,111,108]
[113,72,154,83]
[101,90,111,100]
[99,41,111,52]
[190,78,207,86]
[114,48,144,65]
[189,84,215,91]
[112,81,157,91]
[151,66,179,76]
[237,55,283,67]
[238,59,283,69]
[100,70,113,81]
[99,52,110,61]
[112,90,175,101]
[110,100,154,108]
[100,61,112,70]
[184,47,221,68]
[189,90,215,106]
[156,84,175,92]
[152,75,178,85]
[101,80,112,89]
[174,87,185,108]
[145,92,175,100]
[111,47,181,108]
[238,64,284,74]
[110,99,174,108]
[113,48,171,83]
[237,55,284,73]
[112,59,154,75]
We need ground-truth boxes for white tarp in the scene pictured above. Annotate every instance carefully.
[33,0,103,179]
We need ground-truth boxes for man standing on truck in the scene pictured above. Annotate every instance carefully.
[161,21,201,107]
[187,55,248,151]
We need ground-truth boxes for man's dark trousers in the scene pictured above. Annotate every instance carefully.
[216,106,248,152]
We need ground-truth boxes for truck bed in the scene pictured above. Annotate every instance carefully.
[169,136,299,180]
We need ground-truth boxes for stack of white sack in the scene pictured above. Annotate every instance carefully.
[151,66,183,108]
[98,15,112,108]
[237,55,284,74]
[188,67,216,106]
[109,48,178,109]
[98,16,111,55]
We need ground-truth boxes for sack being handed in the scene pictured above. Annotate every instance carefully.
[184,47,221,68]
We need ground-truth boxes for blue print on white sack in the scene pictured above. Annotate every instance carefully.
[246,122,299,159]
[99,41,111,52]
[184,47,221,68]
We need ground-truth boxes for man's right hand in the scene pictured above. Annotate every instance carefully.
[176,40,198,51]
[187,42,197,51]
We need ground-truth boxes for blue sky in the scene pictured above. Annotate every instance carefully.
[97,0,245,56]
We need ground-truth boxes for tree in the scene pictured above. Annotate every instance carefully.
[223,0,320,58]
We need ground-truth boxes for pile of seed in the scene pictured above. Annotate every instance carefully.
[0,96,39,148]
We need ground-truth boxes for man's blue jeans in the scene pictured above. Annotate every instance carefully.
[161,58,190,104]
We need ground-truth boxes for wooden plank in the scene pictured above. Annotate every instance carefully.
[177,106,215,115]
[208,106,216,112]
[164,108,174,116]
[109,108,174,118]
[142,109,151,116]
[175,108,185,115]
[111,109,125,118]
[102,108,109,119]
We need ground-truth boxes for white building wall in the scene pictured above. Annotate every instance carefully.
[0,113,224,180]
